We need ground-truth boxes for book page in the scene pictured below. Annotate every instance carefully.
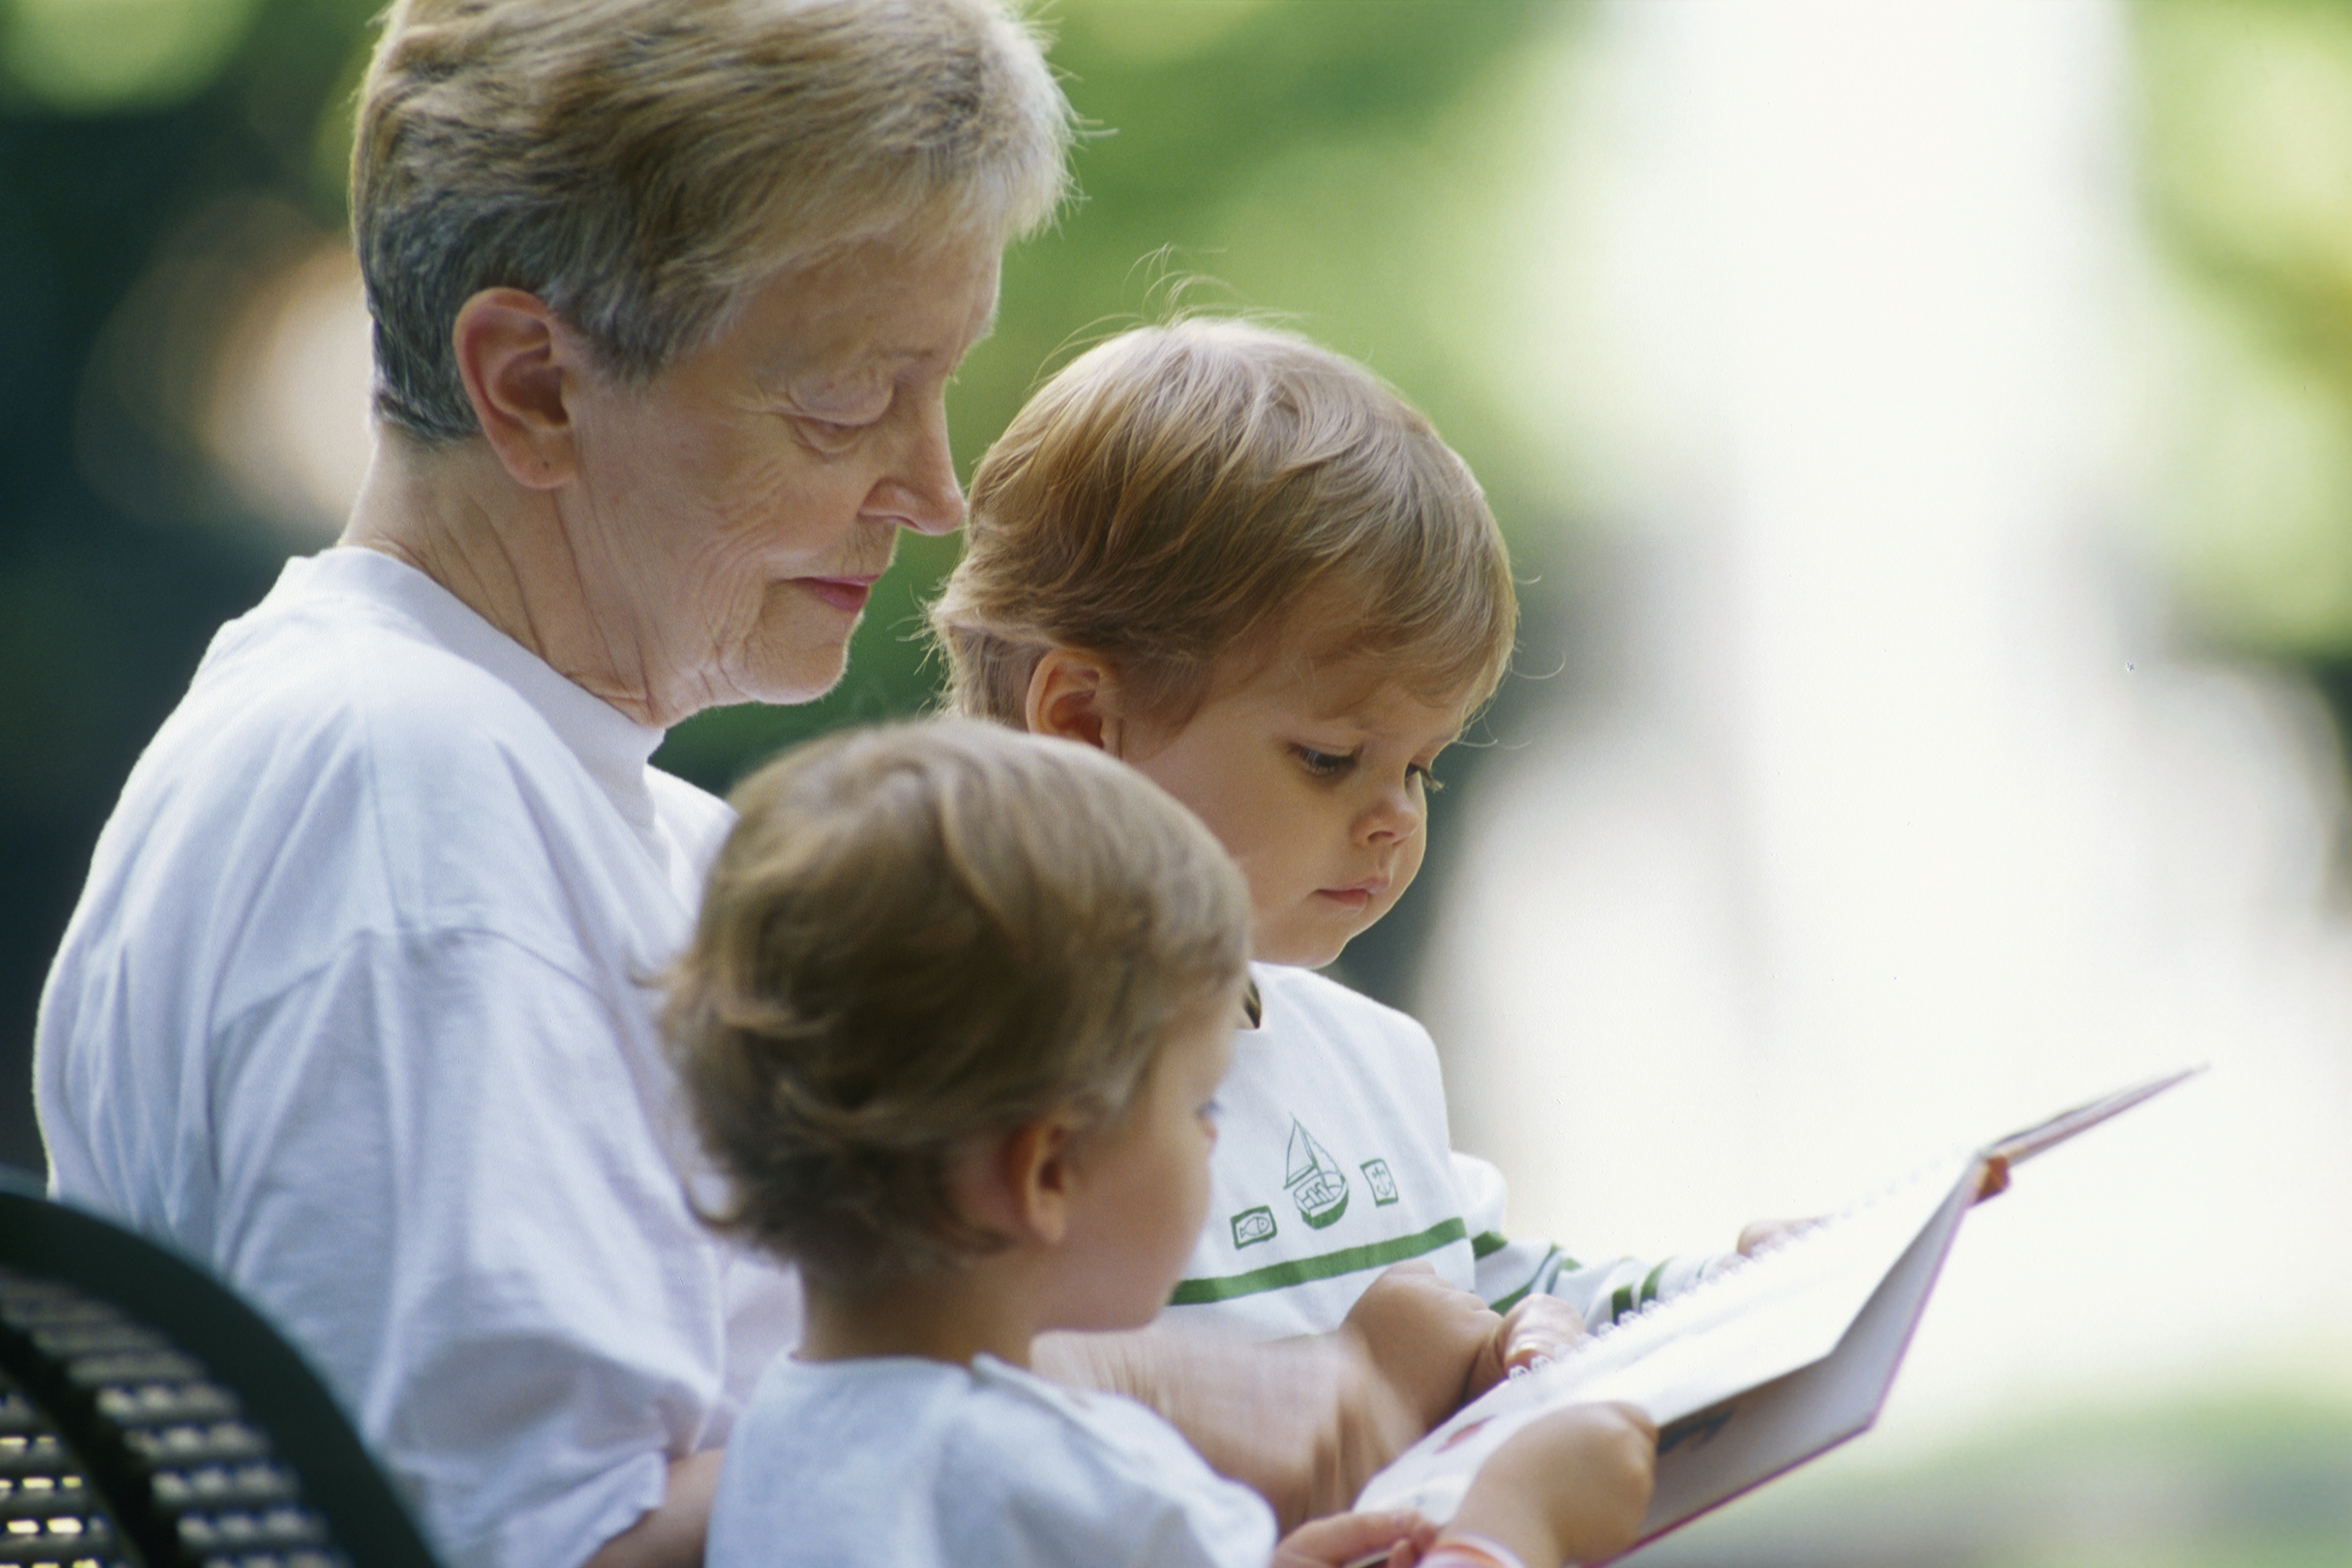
[1356,1149,1979,1523]
[1354,1066,2202,1537]
[1635,1170,1976,1538]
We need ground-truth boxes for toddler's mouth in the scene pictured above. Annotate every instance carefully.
[1316,880,1387,913]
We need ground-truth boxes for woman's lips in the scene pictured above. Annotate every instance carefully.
[802,575,879,613]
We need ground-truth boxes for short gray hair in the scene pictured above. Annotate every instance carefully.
[353,0,1072,442]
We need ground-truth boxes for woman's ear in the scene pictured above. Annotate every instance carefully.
[1024,648,1124,754]
[451,287,580,492]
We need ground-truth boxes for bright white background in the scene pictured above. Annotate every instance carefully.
[1425,0,2352,1465]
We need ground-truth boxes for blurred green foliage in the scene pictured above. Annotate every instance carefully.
[1638,1384,2352,1568]
[2,0,268,116]
[0,0,1583,1171]
[2131,0,2352,673]
[1,0,385,1169]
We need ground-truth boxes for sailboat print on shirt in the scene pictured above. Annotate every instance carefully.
[1284,1116,1349,1230]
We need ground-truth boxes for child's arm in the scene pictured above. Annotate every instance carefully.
[1436,1402,1657,1568]
[1033,1269,1584,1531]
[1345,1262,1585,1413]
[1035,1322,1423,1529]
[1033,1263,1553,1530]
[1336,1261,1513,1432]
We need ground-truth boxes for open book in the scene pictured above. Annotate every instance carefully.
[1354,1066,2203,1556]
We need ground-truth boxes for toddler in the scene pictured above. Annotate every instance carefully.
[669,720,1654,1568]
[931,320,1748,1369]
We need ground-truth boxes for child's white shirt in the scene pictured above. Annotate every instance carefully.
[707,1353,1275,1568]
[1164,963,1719,1337]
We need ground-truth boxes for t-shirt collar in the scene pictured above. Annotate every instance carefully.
[296,546,669,827]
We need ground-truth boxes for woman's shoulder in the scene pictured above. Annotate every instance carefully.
[180,552,652,831]
[97,556,676,967]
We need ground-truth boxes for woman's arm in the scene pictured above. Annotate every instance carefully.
[580,1452,724,1568]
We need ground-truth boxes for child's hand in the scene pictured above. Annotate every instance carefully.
[1340,1262,1504,1430]
[1271,1508,1435,1568]
[1446,1401,1657,1568]
[1462,1294,1585,1401]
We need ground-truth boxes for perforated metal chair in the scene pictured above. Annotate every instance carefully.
[0,1169,443,1568]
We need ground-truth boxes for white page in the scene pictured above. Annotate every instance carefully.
[1356,1149,1978,1524]
[1352,1068,2200,1544]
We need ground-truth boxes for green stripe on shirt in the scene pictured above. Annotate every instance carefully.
[1485,1245,1565,1314]
[1168,1218,1470,1306]
[1638,1259,1671,1308]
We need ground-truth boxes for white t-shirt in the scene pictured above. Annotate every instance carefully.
[708,1353,1276,1568]
[35,548,800,1568]
[1164,963,1717,1339]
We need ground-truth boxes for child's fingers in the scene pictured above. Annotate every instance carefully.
[1271,1507,1429,1568]
[1496,1294,1585,1374]
[1734,1215,1822,1256]
[1462,1294,1582,1401]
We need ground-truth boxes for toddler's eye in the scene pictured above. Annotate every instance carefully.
[1408,762,1446,795]
[1293,746,1354,779]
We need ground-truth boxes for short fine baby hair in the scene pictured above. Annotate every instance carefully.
[666,719,1250,1294]
[928,317,1518,728]
[353,0,1071,442]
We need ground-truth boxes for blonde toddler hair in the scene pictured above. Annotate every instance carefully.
[666,719,1250,1293]
[929,318,1517,727]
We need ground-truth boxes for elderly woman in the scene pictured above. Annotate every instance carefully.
[35,3,1065,1566]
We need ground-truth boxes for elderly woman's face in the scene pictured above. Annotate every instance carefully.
[560,230,1000,723]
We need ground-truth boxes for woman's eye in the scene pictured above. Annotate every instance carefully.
[796,416,869,451]
[790,390,892,450]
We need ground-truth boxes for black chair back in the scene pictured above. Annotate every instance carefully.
[0,1169,443,1568]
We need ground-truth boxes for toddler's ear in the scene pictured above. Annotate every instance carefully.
[1024,648,1121,753]
[1003,1111,1081,1245]
[944,1114,1078,1243]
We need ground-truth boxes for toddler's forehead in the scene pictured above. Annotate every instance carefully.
[1208,642,1472,732]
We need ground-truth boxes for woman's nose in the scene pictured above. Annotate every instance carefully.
[861,398,963,535]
